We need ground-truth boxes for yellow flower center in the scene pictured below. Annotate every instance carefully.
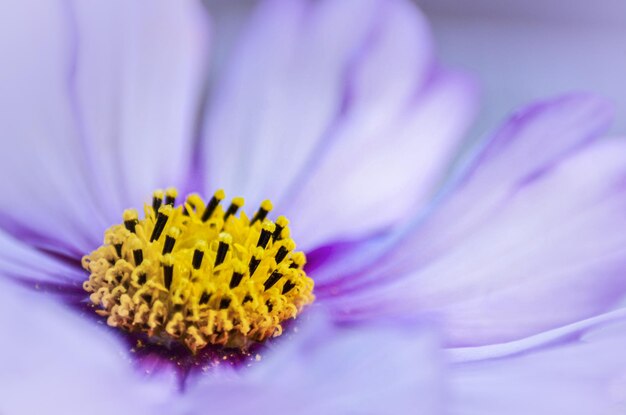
[82,188,315,353]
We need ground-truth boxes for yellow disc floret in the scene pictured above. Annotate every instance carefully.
[82,188,315,353]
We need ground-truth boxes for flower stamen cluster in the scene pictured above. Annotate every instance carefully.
[82,188,314,353]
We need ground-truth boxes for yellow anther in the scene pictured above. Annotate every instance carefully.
[276,216,289,227]
[231,196,245,207]
[127,234,142,250]
[260,200,273,212]
[158,204,174,216]
[123,209,139,222]
[167,227,181,239]
[262,220,276,233]
[214,189,226,201]
[165,187,178,199]
[232,260,246,275]
[82,189,314,353]
[282,239,296,252]
[186,193,204,207]
[251,246,264,259]
[291,251,306,267]
[218,232,233,245]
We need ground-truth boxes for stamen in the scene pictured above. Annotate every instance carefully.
[133,249,144,266]
[165,187,178,206]
[219,297,232,310]
[150,205,172,242]
[214,233,231,266]
[183,194,203,216]
[257,221,275,248]
[192,241,206,270]
[275,239,296,264]
[249,247,263,277]
[82,189,314,353]
[163,255,174,290]
[199,291,211,305]
[264,270,283,291]
[152,189,164,213]
[162,227,180,255]
[273,216,289,241]
[229,261,245,289]
[201,189,225,222]
[123,209,139,233]
[251,200,273,225]
[114,243,123,258]
[282,280,296,294]
[224,197,244,221]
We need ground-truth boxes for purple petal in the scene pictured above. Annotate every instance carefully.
[288,70,477,250]
[172,309,444,414]
[69,0,210,214]
[0,229,83,284]
[203,0,389,206]
[448,309,626,414]
[321,95,626,346]
[0,0,108,256]
[201,0,476,250]
[0,0,209,257]
[0,278,176,414]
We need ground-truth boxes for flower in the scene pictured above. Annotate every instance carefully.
[1,0,626,414]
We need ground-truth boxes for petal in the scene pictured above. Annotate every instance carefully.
[173,309,444,414]
[288,70,477,250]
[202,0,475,249]
[203,0,388,206]
[0,229,84,284]
[322,95,626,346]
[448,309,626,415]
[0,279,177,414]
[0,0,209,257]
[70,0,210,213]
[0,0,107,256]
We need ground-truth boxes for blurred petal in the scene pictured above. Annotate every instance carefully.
[0,0,209,257]
[288,70,477,250]
[203,0,391,205]
[0,279,176,415]
[202,0,475,250]
[322,95,626,346]
[448,309,626,415]
[0,0,106,255]
[0,229,83,284]
[70,0,210,214]
[172,309,444,414]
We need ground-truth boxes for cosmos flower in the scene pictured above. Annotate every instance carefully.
[1,0,626,414]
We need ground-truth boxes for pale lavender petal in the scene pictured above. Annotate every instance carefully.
[0,279,177,414]
[0,0,108,256]
[203,0,389,207]
[0,0,209,257]
[68,0,210,218]
[448,309,626,415]
[288,70,477,250]
[0,229,83,284]
[321,95,626,347]
[171,310,444,414]
[201,0,475,251]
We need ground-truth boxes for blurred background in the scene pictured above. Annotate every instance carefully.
[416,0,626,138]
